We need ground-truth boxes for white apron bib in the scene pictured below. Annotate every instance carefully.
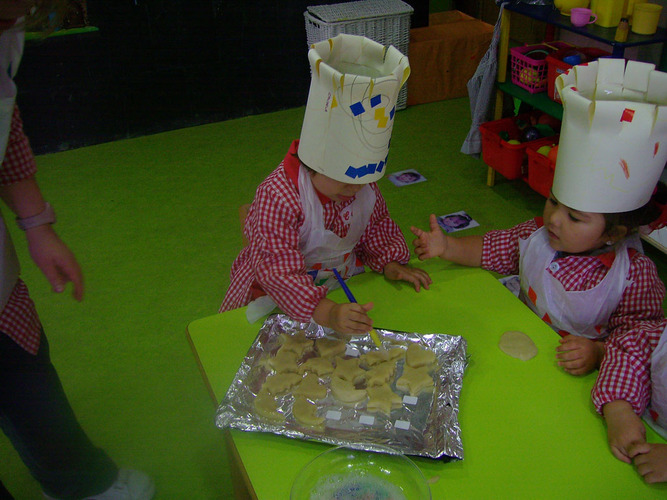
[0,27,24,311]
[646,327,667,439]
[518,227,639,339]
[246,165,375,323]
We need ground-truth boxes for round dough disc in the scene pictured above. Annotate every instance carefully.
[499,330,538,361]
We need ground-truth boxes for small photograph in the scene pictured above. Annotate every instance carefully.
[437,211,479,234]
[388,169,427,187]
[499,275,521,298]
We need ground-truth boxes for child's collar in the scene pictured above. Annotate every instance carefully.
[283,140,331,204]
[553,246,621,268]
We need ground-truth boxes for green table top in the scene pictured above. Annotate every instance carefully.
[188,260,667,499]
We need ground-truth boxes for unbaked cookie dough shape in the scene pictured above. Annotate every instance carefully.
[278,331,314,357]
[315,337,347,358]
[292,396,325,429]
[253,389,285,423]
[262,372,303,395]
[365,361,397,387]
[499,330,538,361]
[330,376,367,405]
[333,356,366,384]
[268,349,300,373]
[396,365,435,396]
[361,347,405,368]
[405,343,437,370]
[298,356,334,376]
[293,373,328,400]
[366,385,403,417]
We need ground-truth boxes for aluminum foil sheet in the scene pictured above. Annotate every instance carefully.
[215,314,467,460]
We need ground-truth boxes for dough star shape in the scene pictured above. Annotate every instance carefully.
[361,347,405,368]
[293,372,328,400]
[330,376,367,405]
[253,389,285,423]
[315,337,348,358]
[366,385,403,417]
[262,372,303,395]
[333,356,366,384]
[298,356,334,376]
[278,331,314,357]
[268,349,300,373]
[396,365,434,396]
[366,361,397,386]
[499,330,538,361]
[292,396,325,429]
[405,342,437,370]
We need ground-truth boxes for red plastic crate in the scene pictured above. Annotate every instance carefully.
[510,41,571,93]
[480,114,557,180]
[526,138,559,198]
[546,47,611,103]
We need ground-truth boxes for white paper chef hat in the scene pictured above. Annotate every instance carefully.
[298,34,410,184]
[553,59,667,213]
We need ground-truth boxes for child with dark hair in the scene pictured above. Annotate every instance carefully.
[221,35,430,334]
[413,58,667,468]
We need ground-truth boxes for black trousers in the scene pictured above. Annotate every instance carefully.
[0,330,117,499]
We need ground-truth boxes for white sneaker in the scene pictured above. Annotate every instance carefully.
[44,469,155,500]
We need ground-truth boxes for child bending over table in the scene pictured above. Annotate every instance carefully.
[412,58,667,467]
[220,34,430,334]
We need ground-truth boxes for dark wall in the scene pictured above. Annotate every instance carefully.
[15,1,428,155]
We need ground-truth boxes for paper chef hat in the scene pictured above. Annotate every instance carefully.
[553,59,667,213]
[298,34,410,184]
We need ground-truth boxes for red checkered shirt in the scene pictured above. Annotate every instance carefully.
[0,105,41,354]
[482,218,666,415]
[220,140,410,322]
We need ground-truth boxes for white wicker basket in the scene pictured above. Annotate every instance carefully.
[304,0,414,109]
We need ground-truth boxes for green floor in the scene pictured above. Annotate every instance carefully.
[1,97,666,499]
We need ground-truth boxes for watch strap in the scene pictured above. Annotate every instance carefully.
[16,202,56,230]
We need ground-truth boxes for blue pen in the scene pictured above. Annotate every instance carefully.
[332,268,382,348]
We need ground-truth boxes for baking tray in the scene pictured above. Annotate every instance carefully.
[215,314,468,460]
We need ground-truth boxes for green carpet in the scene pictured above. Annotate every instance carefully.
[1,97,666,499]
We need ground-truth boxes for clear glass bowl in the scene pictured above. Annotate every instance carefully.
[291,445,431,500]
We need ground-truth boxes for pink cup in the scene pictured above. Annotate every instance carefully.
[570,7,598,26]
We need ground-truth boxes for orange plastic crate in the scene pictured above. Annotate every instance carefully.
[526,138,559,197]
[546,47,611,103]
[480,114,556,180]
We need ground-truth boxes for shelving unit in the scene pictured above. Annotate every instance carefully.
[488,2,667,252]
[487,2,667,187]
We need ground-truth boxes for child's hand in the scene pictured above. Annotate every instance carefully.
[629,442,667,484]
[383,262,432,292]
[603,400,646,463]
[556,335,604,375]
[329,302,374,335]
[410,214,447,260]
[25,224,84,301]
[313,298,373,335]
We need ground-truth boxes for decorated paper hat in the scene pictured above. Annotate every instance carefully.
[298,34,410,184]
[553,59,667,213]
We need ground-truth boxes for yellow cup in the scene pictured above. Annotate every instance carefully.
[631,3,663,34]
[590,0,624,27]
[555,0,590,15]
